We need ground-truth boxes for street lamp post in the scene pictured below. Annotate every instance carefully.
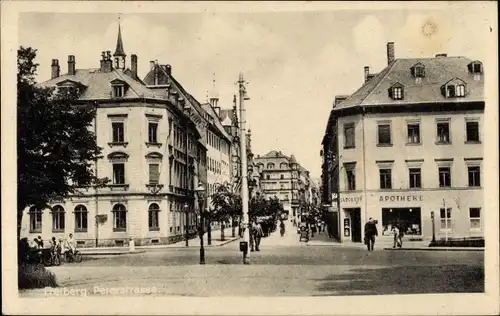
[195,183,206,264]
[184,202,189,247]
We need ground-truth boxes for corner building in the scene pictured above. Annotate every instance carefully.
[333,42,484,244]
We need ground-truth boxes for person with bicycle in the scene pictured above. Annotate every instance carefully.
[64,233,77,257]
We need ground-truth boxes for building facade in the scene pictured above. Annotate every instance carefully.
[21,26,220,247]
[255,151,312,221]
[323,42,484,244]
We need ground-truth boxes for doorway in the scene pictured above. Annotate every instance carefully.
[345,208,362,242]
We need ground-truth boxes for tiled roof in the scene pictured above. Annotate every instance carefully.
[335,56,484,111]
[40,68,154,100]
[201,103,231,141]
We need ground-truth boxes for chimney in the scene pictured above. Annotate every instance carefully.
[387,42,395,65]
[153,63,158,85]
[51,59,60,79]
[131,54,138,78]
[435,53,447,58]
[68,55,76,75]
[165,64,172,76]
[364,66,370,83]
[100,51,113,73]
[150,60,155,69]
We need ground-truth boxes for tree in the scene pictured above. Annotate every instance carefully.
[210,182,242,240]
[17,46,104,239]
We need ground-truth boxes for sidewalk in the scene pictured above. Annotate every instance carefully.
[305,233,484,251]
[79,229,240,255]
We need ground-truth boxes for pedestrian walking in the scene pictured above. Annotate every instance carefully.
[364,218,378,251]
[251,220,264,251]
[392,224,402,248]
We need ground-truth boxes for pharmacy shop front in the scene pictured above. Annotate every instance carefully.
[339,190,482,243]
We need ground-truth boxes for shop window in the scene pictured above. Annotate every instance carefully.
[468,166,481,187]
[113,203,127,232]
[29,206,43,233]
[379,169,392,189]
[148,203,160,231]
[438,167,451,187]
[440,208,452,230]
[74,205,88,232]
[466,121,480,142]
[436,121,450,144]
[377,123,392,145]
[381,208,421,236]
[344,123,355,148]
[469,208,481,230]
[51,205,65,232]
[409,168,421,188]
[407,123,420,144]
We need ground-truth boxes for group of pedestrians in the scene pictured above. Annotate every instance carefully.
[29,234,77,256]
[364,218,404,251]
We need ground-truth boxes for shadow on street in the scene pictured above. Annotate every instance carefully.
[313,264,484,296]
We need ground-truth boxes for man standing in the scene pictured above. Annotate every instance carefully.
[364,218,378,251]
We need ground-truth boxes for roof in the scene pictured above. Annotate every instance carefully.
[40,68,153,100]
[201,103,231,142]
[335,56,484,111]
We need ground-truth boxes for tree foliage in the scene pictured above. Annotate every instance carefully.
[210,182,242,222]
[17,46,104,233]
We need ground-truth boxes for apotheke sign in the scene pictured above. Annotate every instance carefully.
[379,194,423,203]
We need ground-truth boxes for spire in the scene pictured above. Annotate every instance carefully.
[114,18,126,57]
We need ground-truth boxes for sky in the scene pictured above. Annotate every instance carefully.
[18,4,494,178]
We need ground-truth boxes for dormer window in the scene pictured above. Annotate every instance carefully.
[110,79,127,99]
[468,61,483,81]
[388,83,404,100]
[411,63,425,78]
[442,78,467,98]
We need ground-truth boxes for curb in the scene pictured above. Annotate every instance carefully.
[81,250,147,256]
[384,247,484,251]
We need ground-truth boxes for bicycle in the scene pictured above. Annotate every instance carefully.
[63,249,83,263]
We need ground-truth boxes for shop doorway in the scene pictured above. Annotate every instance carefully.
[381,208,422,236]
[345,208,362,242]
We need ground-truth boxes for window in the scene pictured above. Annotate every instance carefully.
[379,169,392,189]
[280,174,284,179]
[29,207,43,233]
[415,66,425,78]
[345,164,356,191]
[149,164,160,184]
[440,208,452,230]
[468,166,481,187]
[466,121,479,142]
[52,205,65,232]
[437,122,450,143]
[113,163,125,184]
[377,124,392,145]
[113,85,124,98]
[267,163,275,169]
[393,87,403,100]
[280,163,288,169]
[266,175,270,180]
[409,168,421,188]
[148,123,158,143]
[438,167,451,187]
[74,205,88,232]
[112,122,124,143]
[407,123,420,144]
[344,123,355,148]
[469,208,481,230]
[456,84,465,97]
[113,204,127,231]
[148,203,160,231]
[446,85,455,98]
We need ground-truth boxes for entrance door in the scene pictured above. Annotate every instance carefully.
[350,208,362,242]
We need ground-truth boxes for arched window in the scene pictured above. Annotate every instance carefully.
[280,162,288,169]
[74,205,88,232]
[149,203,160,231]
[29,206,43,233]
[52,205,65,232]
[267,163,275,169]
[112,204,127,231]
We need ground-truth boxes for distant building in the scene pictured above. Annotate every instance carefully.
[255,151,313,221]
[321,42,484,244]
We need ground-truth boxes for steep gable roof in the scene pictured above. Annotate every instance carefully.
[334,56,484,111]
[201,103,231,142]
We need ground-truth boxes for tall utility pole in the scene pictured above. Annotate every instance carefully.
[238,73,250,265]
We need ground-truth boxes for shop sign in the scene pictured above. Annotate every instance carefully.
[379,194,423,203]
[340,196,362,203]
